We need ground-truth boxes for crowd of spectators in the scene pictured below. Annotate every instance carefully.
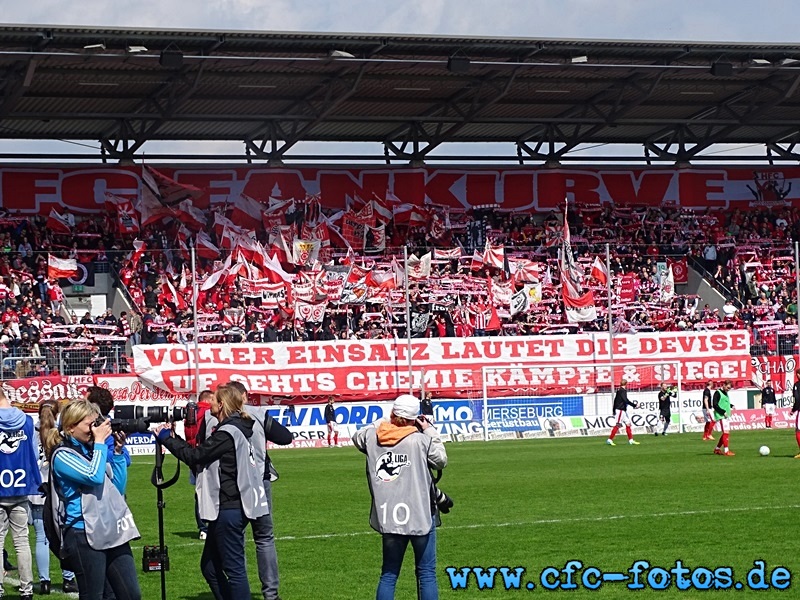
[0,213,129,378]
[1,199,799,381]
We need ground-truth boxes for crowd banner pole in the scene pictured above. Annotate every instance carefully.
[607,243,615,410]
[795,242,800,362]
[404,245,413,394]
[677,360,684,434]
[191,246,201,399]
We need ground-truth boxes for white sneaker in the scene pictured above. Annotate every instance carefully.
[199,531,207,540]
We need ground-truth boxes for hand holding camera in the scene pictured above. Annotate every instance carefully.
[415,416,431,432]
[91,415,113,443]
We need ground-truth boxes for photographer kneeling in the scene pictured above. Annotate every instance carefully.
[45,399,141,600]
[154,384,269,600]
[352,394,448,600]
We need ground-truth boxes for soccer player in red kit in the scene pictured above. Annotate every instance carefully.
[606,379,640,446]
[701,381,715,441]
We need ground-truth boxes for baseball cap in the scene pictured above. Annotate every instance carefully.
[392,394,420,420]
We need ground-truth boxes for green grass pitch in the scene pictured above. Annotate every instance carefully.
[5,428,798,598]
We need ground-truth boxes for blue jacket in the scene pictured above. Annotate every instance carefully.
[0,407,41,497]
[51,437,128,529]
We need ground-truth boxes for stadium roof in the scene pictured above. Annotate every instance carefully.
[1,24,800,163]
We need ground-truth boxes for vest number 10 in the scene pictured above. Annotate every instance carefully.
[0,469,25,488]
[379,501,410,526]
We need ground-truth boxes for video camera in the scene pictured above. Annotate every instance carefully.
[94,403,199,435]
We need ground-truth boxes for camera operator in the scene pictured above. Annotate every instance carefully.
[85,386,131,468]
[154,384,269,600]
[0,388,41,600]
[352,394,447,600]
[45,399,141,600]
[223,381,293,600]
[655,382,677,436]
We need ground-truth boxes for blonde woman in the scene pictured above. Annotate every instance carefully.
[29,399,77,594]
[155,384,269,600]
[45,399,140,600]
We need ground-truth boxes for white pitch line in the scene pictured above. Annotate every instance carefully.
[123,503,799,550]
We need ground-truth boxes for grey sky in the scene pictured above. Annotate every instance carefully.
[4,0,799,43]
[2,0,799,160]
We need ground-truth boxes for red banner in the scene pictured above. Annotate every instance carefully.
[2,374,186,409]
[132,331,751,400]
[5,165,800,215]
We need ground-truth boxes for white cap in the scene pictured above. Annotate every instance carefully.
[392,394,420,420]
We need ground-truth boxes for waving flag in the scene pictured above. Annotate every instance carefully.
[47,256,78,279]
[590,256,609,285]
[47,209,72,235]
[559,205,596,323]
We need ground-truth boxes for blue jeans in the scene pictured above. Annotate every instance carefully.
[62,528,141,600]
[201,507,250,600]
[377,526,438,600]
[28,504,75,583]
[252,480,279,600]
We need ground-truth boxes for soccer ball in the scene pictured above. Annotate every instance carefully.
[759,445,770,457]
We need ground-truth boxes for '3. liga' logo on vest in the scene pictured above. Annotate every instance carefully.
[376,451,410,482]
[0,430,28,454]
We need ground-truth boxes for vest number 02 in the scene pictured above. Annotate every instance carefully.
[0,469,25,488]
[379,501,410,526]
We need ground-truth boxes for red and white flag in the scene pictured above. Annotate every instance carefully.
[482,240,505,269]
[129,239,147,269]
[196,231,221,259]
[105,193,140,235]
[46,209,72,235]
[559,205,596,323]
[176,199,207,231]
[370,196,393,224]
[143,165,203,205]
[231,194,265,230]
[407,252,432,279]
[47,256,78,279]
[590,256,609,286]
[433,248,462,260]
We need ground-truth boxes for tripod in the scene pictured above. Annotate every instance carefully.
[149,437,182,600]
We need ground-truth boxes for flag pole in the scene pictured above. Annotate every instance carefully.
[607,243,615,400]
[795,241,800,364]
[191,245,201,399]
[404,245,414,394]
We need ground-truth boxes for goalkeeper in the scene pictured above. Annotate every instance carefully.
[655,383,677,436]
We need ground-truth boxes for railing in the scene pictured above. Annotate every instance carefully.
[0,346,129,381]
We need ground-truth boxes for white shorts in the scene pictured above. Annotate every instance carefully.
[614,409,632,427]
[702,409,715,423]
[327,421,338,434]
[764,404,776,416]
[716,418,729,433]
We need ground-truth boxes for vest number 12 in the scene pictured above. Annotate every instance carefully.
[379,501,410,526]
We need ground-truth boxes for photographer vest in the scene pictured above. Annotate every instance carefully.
[51,446,140,551]
[362,428,435,536]
[196,421,269,521]
[0,414,42,498]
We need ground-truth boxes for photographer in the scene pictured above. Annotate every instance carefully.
[226,381,293,600]
[655,383,677,436]
[154,384,269,600]
[45,399,141,600]
[85,386,131,468]
[352,394,447,600]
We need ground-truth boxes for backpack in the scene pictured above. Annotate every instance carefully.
[42,447,68,560]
